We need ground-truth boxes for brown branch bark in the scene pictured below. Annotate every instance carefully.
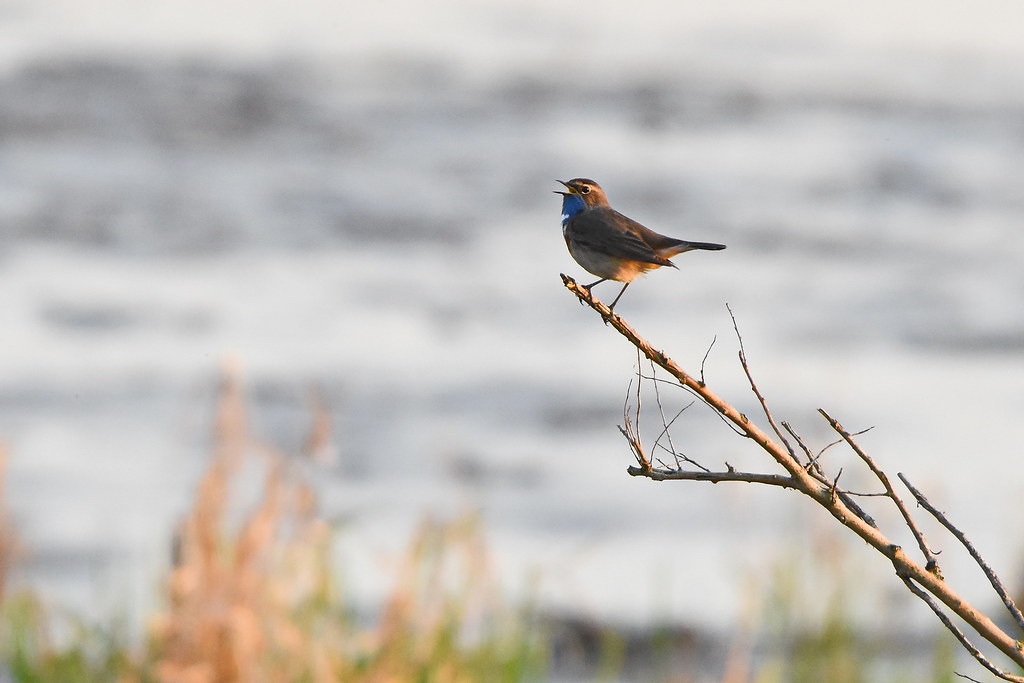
[625,465,799,488]
[561,274,1024,675]
[899,473,1024,635]
[819,409,942,575]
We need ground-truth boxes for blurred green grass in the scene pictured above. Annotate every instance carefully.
[0,376,961,682]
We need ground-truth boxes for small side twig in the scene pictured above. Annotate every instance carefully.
[727,304,797,460]
[899,472,1024,634]
[782,421,815,468]
[626,465,799,489]
[783,421,878,527]
[648,359,681,460]
[897,572,1024,683]
[700,335,716,386]
[819,409,942,576]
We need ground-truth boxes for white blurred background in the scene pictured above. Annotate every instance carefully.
[1,0,1023,664]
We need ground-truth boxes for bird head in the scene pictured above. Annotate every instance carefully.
[554,178,609,207]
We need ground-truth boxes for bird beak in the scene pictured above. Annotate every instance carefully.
[553,179,572,196]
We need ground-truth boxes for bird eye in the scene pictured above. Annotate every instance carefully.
[579,185,590,194]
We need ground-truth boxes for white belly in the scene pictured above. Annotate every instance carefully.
[567,241,652,282]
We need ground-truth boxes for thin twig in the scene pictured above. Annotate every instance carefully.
[813,437,845,467]
[652,402,708,472]
[782,421,815,468]
[899,472,1024,635]
[636,374,685,390]
[619,424,651,472]
[627,466,799,488]
[623,353,651,471]
[819,409,942,576]
[727,304,797,459]
[649,358,680,460]
[898,573,1024,683]
[690,387,748,436]
[634,348,643,424]
[637,359,710,473]
[782,421,879,527]
[700,335,716,386]
[834,491,889,498]
[828,467,844,504]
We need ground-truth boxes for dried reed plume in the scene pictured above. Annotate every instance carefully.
[148,364,542,683]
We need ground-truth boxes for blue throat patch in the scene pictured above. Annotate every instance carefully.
[560,194,586,225]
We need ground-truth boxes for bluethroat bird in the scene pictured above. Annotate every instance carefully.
[556,178,726,310]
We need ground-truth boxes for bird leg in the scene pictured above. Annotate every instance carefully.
[579,277,628,312]
[577,278,606,306]
[607,282,630,311]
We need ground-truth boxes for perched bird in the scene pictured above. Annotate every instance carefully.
[555,178,726,310]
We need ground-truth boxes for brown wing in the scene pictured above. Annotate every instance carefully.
[565,208,674,267]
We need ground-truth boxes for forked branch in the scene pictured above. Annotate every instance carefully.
[561,274,1024,680]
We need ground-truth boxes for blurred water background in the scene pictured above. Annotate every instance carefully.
[2,0,1024,666]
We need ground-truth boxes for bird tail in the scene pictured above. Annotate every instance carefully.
[659,240,726,257]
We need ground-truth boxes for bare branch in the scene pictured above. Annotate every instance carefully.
[653,403,709,473]
[783,420,879,527]
[700,335,716,386]
[562,275,1024,671]
[622,355,651,471]
[782,420,815,467]
[898,573,1024,682]
[627,466,799,488]
[814,437,845,465]
[727,304,797,460]
[954,674,985,683]
[899,472,1024,635]
[618,423,651,472]
[819,409,942,575]
[649,358,681,461]
[561,274,1024,672]
[561,275,813,481]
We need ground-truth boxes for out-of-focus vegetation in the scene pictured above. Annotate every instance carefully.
[0,377,963,682]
